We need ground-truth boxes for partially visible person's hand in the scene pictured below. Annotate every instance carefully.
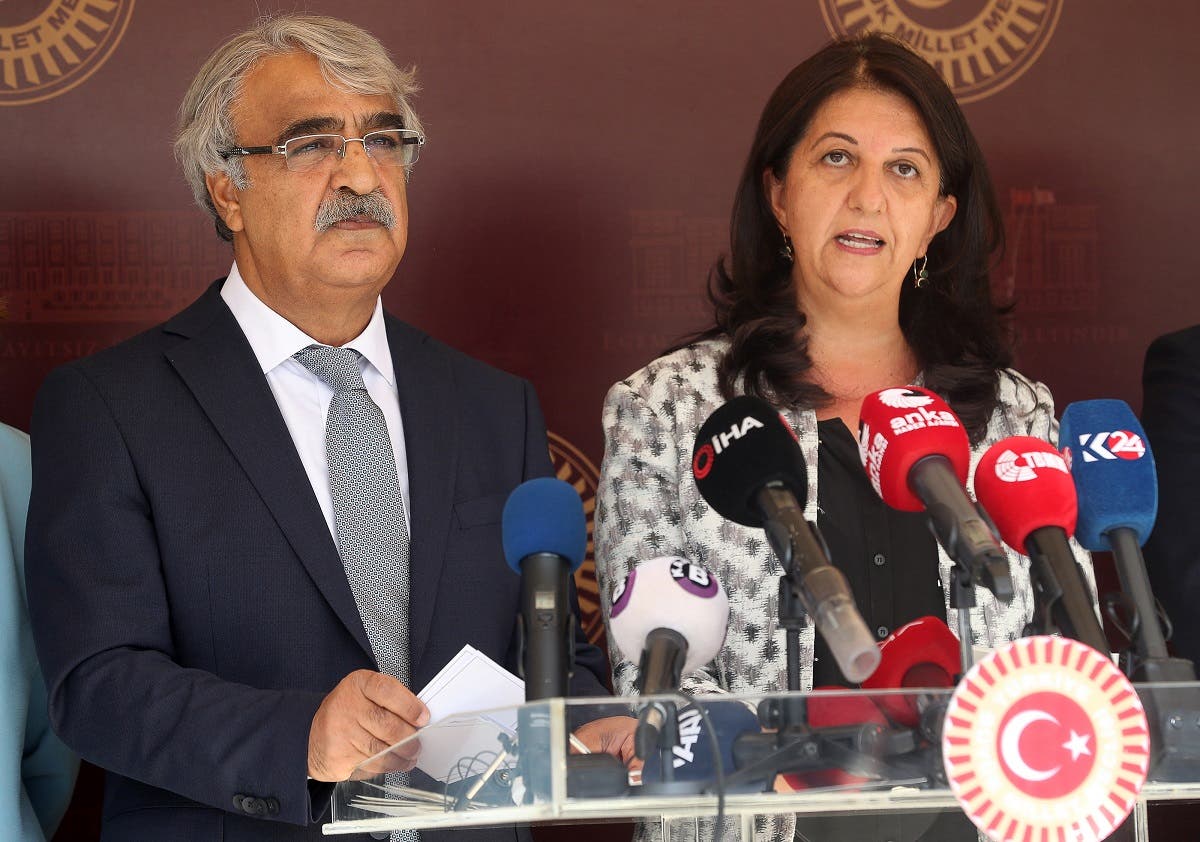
[571,715,639,767]
[308,670,430,781]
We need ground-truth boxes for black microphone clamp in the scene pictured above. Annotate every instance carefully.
[635,628,688,760]
[909,456,1013,601]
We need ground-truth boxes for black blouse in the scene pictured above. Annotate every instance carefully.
[810,418,946,688]
[804,419,975,840]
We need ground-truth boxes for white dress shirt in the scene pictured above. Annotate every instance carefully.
[220,264,411,542]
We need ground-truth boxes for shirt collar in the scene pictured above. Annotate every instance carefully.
[220,262,395,386]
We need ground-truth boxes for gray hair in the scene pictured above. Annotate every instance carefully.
[174,14,423,242]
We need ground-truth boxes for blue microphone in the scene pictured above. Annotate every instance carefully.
[1061,401,1200,778]
[1059,401,1176,674]
[1059,399,1157,552]
[502,478,587,805]
[502,477,587,700]
[639,701,770,794]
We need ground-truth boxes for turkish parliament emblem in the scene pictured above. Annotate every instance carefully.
[943,636,1150,841]
[1,0,136,106]
[819,0,1062,104]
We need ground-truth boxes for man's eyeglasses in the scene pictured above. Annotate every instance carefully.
[219,129,424,173]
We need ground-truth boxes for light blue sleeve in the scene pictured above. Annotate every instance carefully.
[1,424,78,840]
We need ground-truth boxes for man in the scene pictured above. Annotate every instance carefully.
[1142,325,1200,666]
[25,14,623,841]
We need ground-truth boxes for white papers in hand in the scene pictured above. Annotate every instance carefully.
[413,645,525,782]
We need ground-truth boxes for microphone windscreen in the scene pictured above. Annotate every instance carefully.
[1059,400,1158,550]
[609,556,729,674]
[974,436,1077,550]
[858,387,970,512]
[502,477,587,573]
[639,701,766,792]
[692,395,807,527]
[860,615,959,727]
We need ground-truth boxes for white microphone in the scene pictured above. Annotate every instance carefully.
[609,557,729,759]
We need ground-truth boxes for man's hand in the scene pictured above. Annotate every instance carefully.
[308,670,431,781]
[571,715,639,766]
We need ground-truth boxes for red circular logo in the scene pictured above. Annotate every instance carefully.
[692,442,715,479]
[997,691,1096,798]
[943,637,1150,842]
[1106,431,1146,461]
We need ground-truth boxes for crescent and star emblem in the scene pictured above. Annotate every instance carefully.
[998,709,1093,783]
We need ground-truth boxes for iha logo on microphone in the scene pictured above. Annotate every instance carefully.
[993,449,1069,482]
[1077,431,1146,463]
[692,415,765,479]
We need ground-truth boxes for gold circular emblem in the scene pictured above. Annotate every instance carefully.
[819,0,1063,103]
[1,0,136,107]
[547,431,606,650]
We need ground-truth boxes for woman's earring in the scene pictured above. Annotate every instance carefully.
[913,255,929,289]
[780,232,794,263]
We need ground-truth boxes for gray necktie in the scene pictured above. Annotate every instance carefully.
[293,343,412,686]
[294,345,419,841]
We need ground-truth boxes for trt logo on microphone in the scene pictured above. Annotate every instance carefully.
[993,448,1069,482]
[692,415,766,479]
[1076,431,1146,462]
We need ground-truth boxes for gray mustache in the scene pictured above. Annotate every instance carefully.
[314,190,396,232]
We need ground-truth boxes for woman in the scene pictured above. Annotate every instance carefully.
[595,33,1093,841]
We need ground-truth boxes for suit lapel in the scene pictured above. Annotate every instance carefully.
[162,284,373,657]
[386,317,458,668]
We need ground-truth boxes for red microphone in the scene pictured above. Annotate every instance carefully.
[795,616,960,792]
[861,616,960,728]
[858,387,1012,600]
[975,437,1108,653]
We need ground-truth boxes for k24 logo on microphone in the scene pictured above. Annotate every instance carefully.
[1076,431,1146,463]
[993,449,1069,482]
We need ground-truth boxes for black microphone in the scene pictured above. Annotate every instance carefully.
[501,477,586,804]
[502,477,587,700]
[692,396,879,683]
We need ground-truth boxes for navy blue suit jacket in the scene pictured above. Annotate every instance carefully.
[24,281,609,841]
[1143,324,1200,666]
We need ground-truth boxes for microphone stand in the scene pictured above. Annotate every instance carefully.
[636,634,692,794]
[1107,527,1200,780]
[1021,530,1109,654]
[725,714,938,793]
[947,563,979,674]
[908,458,1014,671]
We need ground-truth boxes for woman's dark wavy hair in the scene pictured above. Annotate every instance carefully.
[687,32,1011,443]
